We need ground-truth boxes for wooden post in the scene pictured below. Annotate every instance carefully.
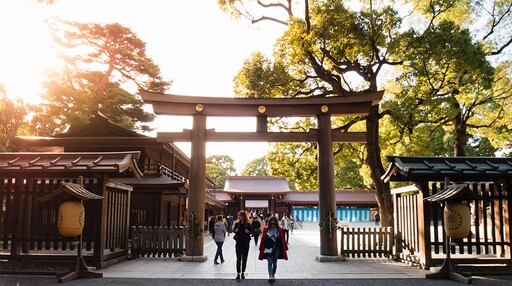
[184,114,207,260]
[256,115,268,133]
[12,177,23,256]
[505,179,512,258]
[316,113,340,260]
[239,195,244,211]
[419,180,431,267]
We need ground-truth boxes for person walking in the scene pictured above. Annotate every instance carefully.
[213,215,227,265]
[280,213,291,244]
[226,215,234,235]
[233,211,253,281]
[258,216,288,284]
[251,216,262,245]
[374,211,381,226]
[208,215,216,238]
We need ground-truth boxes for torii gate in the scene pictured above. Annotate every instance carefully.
[140,90,383,261]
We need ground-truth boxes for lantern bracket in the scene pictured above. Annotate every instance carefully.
[38,180,103,283]
[38,182,103,202]
[424,184,488,284]
[424,184,490,204]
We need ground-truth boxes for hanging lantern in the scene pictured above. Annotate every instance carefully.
[58,201,85,237]
[444,202,470,239]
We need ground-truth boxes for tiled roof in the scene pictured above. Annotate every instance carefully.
[382,156,512,182]
[282,190,377,205]
[224,176,291,194]
[0,152,142,177]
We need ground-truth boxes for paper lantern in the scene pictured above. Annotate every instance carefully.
[58,201,84,237]
[444,202,470,239]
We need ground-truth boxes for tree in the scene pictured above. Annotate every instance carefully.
[206,155,237,189]
[219,0,512,227]
[221,0,402,226]
[387,20,506,156]
[0,86,31,151]
[240,156,270,176]
[35,21,170,135]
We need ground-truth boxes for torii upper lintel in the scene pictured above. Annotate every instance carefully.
[140,90,383,117]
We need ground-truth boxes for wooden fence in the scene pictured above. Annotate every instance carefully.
[340,227,394,258]
[130,225,185,258]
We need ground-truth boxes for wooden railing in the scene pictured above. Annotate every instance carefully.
[340,227,394,258]
[130,225,185,258]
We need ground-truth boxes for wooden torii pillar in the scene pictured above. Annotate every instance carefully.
[140,90,383,261]
[186,114,207,259]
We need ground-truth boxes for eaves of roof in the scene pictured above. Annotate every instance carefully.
[0,152,142,178]
[382,156,512,182]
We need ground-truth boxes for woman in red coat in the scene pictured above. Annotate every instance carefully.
[258,216,288,283]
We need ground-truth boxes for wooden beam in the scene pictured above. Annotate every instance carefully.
[256,115,268,133]
[141,90,384,117]
[16,137,161,147]
[156,130,367,143]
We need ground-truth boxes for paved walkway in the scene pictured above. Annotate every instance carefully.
[2,222,511,285]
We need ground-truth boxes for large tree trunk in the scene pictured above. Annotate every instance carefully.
[366,105,393,227]
[453,112,466,157]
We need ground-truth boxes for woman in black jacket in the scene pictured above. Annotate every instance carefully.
[233,211,253,281]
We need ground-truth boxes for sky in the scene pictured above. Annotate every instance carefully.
[0,0,287,172]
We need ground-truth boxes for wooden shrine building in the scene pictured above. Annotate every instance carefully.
[217,176,378,222]
[15,113,224,228]
[382,155,512,269]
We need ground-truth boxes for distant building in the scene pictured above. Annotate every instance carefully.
[215,176,377,222]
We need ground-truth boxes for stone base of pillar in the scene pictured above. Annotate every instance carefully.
[315,255,346,262]
[178,255,208,262]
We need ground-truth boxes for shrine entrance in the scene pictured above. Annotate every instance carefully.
[140,90,383,261]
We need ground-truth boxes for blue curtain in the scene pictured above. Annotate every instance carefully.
[292,207,370,222]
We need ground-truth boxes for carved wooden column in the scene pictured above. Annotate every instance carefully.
[184,114,207,260]
[317,113,340,260]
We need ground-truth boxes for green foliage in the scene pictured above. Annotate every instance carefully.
[465,136,497,157]
[334,157,368,189]
[268,142,318,190]
[206,155,237,189]
[0,93,31,151]
[387,19,508,156]
[240,156,270,176]
[34,21,170,135]
[234,52,298,98]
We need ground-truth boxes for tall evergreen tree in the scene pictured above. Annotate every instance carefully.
[34,21,171,134]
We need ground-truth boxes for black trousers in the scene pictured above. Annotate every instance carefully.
[253,232,260,244]
[235,242,250,273]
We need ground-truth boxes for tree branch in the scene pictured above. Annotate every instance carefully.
[252,15,288,26]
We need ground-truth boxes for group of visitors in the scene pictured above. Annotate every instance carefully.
[210,211,290,283]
